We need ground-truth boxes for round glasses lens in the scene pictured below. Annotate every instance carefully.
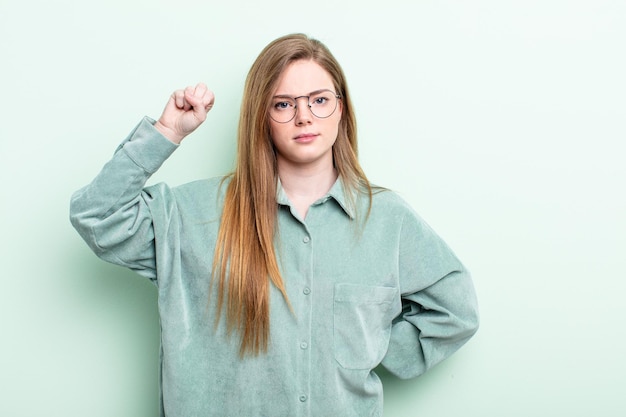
[269,97,297,123]
[269,90,339,123]
[309,90,338,119]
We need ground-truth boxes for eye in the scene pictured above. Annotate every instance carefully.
[273,101,293,110]
[311,95,329,106]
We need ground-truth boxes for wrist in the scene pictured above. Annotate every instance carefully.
[154,120,185,144]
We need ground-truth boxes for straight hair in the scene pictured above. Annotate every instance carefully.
[212,33,373,356]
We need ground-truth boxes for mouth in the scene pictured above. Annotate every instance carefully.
[294,133,319,141]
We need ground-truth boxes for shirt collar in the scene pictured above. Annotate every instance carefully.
[276,177,355,219]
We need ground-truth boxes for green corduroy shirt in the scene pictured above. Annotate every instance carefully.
[70,117,479,417]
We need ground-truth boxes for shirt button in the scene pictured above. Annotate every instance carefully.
[302,236,310,243]
[299,395,308,402]
[300,342,308,349]
[303,287,311,295]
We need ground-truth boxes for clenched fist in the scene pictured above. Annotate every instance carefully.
[154,83,215,144]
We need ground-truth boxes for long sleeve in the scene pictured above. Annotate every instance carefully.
[381,210,479,379]
[69,117,178,281]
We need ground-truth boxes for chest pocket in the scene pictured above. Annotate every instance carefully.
[333,283,399,370]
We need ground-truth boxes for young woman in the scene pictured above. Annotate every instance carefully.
[70,33,478,417]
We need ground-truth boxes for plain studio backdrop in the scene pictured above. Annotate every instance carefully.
[1,0,624,416]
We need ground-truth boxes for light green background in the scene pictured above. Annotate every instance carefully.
[1,0,624,415]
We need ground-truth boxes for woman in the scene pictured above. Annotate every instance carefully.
[70,33,478,417]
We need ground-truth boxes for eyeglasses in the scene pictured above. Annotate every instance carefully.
[269,89,341,123]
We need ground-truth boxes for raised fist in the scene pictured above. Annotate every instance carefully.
[154,83,215,144]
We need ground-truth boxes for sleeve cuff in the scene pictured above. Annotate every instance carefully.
[116,116,179,174]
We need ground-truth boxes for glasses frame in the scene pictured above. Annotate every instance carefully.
[269,89,342,124]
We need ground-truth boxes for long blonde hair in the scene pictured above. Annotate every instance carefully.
[212,33,372,356]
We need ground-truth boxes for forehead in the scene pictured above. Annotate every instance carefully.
[273,60,335,95]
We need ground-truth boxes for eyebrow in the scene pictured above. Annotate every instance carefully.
[272,89,334,99]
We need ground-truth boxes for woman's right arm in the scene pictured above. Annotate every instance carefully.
[69,84,215,279]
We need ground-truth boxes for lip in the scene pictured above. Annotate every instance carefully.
[294,133,319,142]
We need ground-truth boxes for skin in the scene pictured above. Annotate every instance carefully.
[154,83,215,145]
[154,59,342,218]
[268,60,343,218]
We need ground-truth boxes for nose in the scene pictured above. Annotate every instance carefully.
[294,97,313,125]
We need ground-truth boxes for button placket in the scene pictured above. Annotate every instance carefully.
[296,227,312,415]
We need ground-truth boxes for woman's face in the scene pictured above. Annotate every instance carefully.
[268,60,342,171]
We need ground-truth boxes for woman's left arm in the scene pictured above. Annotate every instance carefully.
[381,211,479,379]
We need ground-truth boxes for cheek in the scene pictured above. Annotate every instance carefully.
[330,114,342,139]
[333,103,343,133]
[268,123,290,153]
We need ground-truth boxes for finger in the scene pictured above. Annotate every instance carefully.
[183,86,196,111]
[193,82,208,98]
[203,90,215,112]
[183,86,212,116]
[192,83,215,112]
[184,85,204,107]
[173,90,186,109]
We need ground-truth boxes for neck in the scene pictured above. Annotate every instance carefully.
[277,158,338,219]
